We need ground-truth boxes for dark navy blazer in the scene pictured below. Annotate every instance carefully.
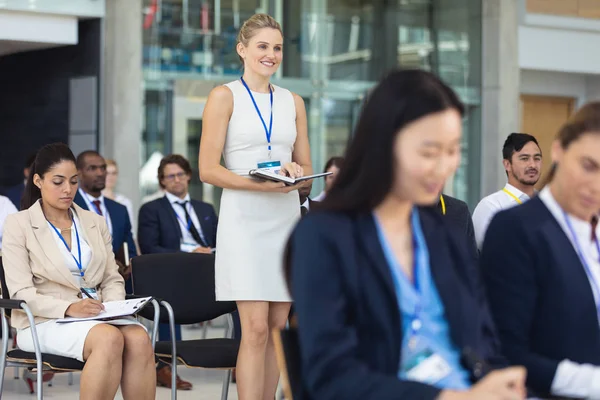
[73,191,137,257]
[137,195,218,254]
[481,196,600,397]
[288,207,502,400]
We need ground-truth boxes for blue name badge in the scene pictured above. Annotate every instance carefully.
[257,160,281,174]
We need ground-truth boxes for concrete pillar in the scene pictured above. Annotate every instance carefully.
[101,0,142,212]
[480,0,520,197]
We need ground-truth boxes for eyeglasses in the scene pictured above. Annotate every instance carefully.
[163,172,188,181]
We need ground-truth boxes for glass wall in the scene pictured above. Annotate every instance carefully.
[141,0,482,208]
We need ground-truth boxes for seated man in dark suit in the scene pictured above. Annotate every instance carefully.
[138,154,218,390]
[4,153,36,209]
[73,151,137,289]
[138,154,217,254]
[299,180,314,217]
[433,194,478,261]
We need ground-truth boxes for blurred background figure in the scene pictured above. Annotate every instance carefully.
[287,69,526,400]
[103,159,136,235]
[5,153,36,209]
[313,156,344,201]
[482,102,600,399]
[0,194,18,253]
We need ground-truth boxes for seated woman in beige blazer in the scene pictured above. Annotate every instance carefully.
[1,143,155,400]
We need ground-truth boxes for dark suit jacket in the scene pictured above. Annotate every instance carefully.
[288,208,502,400]
[137,195,218,254]
[4,182,24,209]
[435,195,478,260]
[73,191,138,258]
[481,196,600,396]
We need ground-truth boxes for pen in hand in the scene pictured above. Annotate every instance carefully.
[80,288,94,299]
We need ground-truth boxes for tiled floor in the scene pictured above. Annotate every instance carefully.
[0,322,240,399]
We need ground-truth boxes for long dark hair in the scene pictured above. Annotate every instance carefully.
[543,101,600,186]
[318,69,464,214]
[21,143,77,210]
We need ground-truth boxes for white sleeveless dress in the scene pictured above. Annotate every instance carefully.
[214,80,300,302]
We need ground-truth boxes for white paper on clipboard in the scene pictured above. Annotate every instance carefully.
[56,297,152,323]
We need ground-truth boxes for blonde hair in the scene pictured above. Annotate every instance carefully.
[106,159,117,169]
[237,13,282,64]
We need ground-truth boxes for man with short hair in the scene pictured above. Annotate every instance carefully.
[137,154,218,390]
[472,133,542,249]
[138,154,217,255]
[73,151,137,288]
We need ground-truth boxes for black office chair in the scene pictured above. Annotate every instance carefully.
[131,253,240,400]
[0,256,161,399]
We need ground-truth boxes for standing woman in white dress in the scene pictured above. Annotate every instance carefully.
[199,13,312,400]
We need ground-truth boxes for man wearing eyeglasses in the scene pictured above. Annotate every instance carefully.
[137,154,218,390]
[138,154,217,255]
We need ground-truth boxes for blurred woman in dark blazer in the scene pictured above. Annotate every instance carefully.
[482,102,600,399]
[285,69,526,400]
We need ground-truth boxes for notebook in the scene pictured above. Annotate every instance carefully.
[249,170,332,185]
[56,296,152,323]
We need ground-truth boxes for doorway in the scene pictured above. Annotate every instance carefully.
[521,95,575,188]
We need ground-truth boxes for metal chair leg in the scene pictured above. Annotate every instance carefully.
[202,321,209,339]
[221,369,231,400]
[0,310,9,396]
[68,371,74,385]
[160,300,177,400]
[21,304,43,400]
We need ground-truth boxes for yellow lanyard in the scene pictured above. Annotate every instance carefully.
[502,188,523,205]
[440,195,446,215]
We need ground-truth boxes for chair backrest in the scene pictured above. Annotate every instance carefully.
[130,253,236,325]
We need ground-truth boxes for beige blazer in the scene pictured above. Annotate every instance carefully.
[1,200,125,330]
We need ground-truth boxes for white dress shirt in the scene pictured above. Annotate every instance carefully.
[301,198,310,211]
[47,212,93,288]
[538,188,600,399]
[313,191,326,202]
[78,189,113,236]
[0,195,18,251]
[103,190,136,236]
[472,183,532,249]
[165,192,208,252]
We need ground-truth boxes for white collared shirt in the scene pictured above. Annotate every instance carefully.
[301,198,310,211]
[538,188,600,399]
[0,195,18,251]
[472,183,532,249]
[313,191,326,202]
[165,192,207,252]
[78,188,113,236]
[47,211,93,287]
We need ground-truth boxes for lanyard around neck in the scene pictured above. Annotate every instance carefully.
[240,77,274,155]
[440,195,446,215]
[563,210,600,317]
[375,209,429,336]
[502,187,523,204]
[47,215,84,277]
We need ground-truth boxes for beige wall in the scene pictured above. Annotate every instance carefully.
[527,0,600,19]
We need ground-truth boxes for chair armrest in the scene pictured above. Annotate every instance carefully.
[0,299,25,310]
[126,294,163,302]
